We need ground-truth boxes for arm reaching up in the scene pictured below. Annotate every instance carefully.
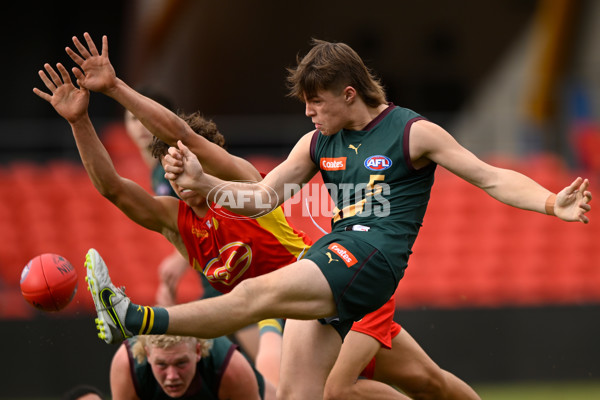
[33,63,90,124]
[33,62,179,236]
[66,32,260,182]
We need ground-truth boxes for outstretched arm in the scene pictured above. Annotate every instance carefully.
[33,63,178,234]
[65,33,260,182]
[411,120,592,223]
[33,63,90,125]
[163,132,319,216]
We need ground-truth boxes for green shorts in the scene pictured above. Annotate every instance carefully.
[303,230,400,339]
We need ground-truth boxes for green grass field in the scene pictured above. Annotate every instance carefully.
[472,381,600,400]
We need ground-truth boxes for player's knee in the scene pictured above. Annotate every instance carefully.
[323,382,352,400]
[231,277,273,317]
[402,370,446,400]
[232,277,257,300]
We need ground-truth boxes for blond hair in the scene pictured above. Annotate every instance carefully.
[131,335,213,363]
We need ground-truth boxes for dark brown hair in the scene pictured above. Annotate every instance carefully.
[151,111,226,159]
[286,39,386,107]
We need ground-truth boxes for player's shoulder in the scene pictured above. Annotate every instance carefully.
[111,341,134,372]
[300,129,318,143]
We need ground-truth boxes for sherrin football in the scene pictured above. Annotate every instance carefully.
[20,253,78,312]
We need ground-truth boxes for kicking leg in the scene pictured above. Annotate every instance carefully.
[164,260,335,337]
[85,248,334,343]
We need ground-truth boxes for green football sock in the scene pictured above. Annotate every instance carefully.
[124,303,169,335]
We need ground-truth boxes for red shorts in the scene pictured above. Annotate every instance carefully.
[350,295,401,349]
[352,295,402,380]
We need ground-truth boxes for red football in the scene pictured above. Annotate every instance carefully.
[20,253,78,312]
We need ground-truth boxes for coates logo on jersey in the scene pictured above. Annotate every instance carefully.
[364,155,392,171]
[320,157,346,171]
[327,243,357,267]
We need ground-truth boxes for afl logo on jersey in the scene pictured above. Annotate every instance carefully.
[364,155,392,171]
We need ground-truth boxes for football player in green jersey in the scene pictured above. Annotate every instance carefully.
[68,34,591,399]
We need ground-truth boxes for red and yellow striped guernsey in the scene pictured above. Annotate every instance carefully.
[178,201,312,293]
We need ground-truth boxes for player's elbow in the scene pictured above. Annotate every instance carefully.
[96,180,127,205]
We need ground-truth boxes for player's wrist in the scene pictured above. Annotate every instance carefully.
[104,78,125,98]
[68,113,92,127]
[545,193,556,216]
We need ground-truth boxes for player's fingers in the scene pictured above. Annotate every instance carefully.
[66,46,85,66]
[38,68,56,92]
[32,87,51,102]
[72,67,85,81]
[44,63,63,87]
[56,63,72,84]
[72,35,92,59]
[163,154,175,166]
[177,141,197,162]
[164,163,183,174]
[167,146,183,160]
[164,154,182,168]
[177,140,190,154]
[102,35,109,58]
[579,191,593,206]
[164,170,183,181]
[568,177,583,194]
[83,32,99,56]
[577,178,590,193]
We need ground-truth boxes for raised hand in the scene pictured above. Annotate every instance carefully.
[66,33,117,93]
[33,63,89,123]
[163,141,205,191]
[555,177,593,223]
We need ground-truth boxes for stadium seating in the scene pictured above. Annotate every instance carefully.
[1,127,598,318]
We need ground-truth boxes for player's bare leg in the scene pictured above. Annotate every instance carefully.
[86,249,335,343]
[279,319,343,400]
[232,324,259,362]
[164,260,335,338]
[255,322,283,386]
[324,331,411,399]
[85,249,357,399]
[373,329,481,400]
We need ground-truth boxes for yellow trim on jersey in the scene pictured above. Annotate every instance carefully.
[255,206,309,260]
